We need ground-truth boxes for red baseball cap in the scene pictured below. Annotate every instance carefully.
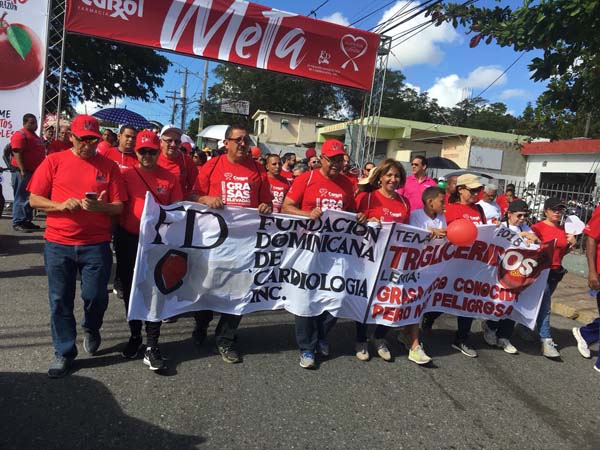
[305,147,316,159]
[71,114,102,139]
[320,139,345,158]
[135,130,160,151]
[251,146,262,158]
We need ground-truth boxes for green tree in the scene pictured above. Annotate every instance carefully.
[430,0,600,117]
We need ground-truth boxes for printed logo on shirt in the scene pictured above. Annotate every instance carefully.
[462,213,483,224]
[222,175,253,205]
[156,185,167,194]
[271,185,286,206]
[96,172,107,183]
[382,208,404,220]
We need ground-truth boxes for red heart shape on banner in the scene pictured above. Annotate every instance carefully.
[154,250,188,294]
[340,34,368,60]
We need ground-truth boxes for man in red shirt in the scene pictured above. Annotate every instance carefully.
[117,130,183,371]
[28,114,125,378]
[47,123,72,155]
[157,124,198,197]
[282,139,367,369]
[99,125,138,170]
[9,113,46,232]
[573,205,600,373]
[189,123,272,363]
[264,154,290,213]
[280,152,296,181]
[397,155,437,210]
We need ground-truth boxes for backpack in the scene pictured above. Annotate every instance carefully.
[2,130,26,172]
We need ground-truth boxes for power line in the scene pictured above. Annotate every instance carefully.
[472,53,525,99]
[349,0,398,27]
[307,0,331,18]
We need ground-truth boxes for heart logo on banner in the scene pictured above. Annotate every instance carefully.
[340,34,368,71]
[154,250,188,294]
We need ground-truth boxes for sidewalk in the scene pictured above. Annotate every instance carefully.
[552,272,599,324]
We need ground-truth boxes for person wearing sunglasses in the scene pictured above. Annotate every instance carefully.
[482,200,539,355]
[28,114,126,378]
[116,130,183,372]
[157,124,198,197]
[189,123,273,364]
[531,198,577,358]
[423,173,487,358]
[282,139,367,369]
[396,155,437,210]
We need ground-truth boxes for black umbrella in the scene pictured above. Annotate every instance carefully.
[425,156,461,169]
[93,107,151,129]
[444,169,495,180]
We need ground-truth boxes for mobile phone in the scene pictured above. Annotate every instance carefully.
[85,192,98,200]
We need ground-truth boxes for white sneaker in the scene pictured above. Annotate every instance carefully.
[541,338,560,358]
[497,338,518,354]
[481,321,498,346]
[374,339,392,361]
[572,327,591,359]
[408,344,432,365]
[355,342,370,361]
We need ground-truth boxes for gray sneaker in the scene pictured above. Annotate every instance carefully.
[541,338,560,358]
[572,327,591,359]
[452,340,478,358]
[83,329,101,355]
[481,321,498,346]
[48,356,72,378]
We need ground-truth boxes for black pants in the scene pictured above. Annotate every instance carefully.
[295,311,337,352]
[115,227,161,347]
[355,323,389,342]
[424,311,473,342]
[193,311,241,348]
[487,319,515,339]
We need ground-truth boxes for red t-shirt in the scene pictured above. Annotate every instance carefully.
[497,194,520,215]
[10,128,45,171]
[280,168,294,181]
[99,146,138,171]
[532,221,569,269]
[343,173,359,195]
[120,166,183,235]
[445,202,486,225]
[27,150,125,245]
[267,175,290,213]
[192,155,272,208]
[47,140,71,155]
[356,190,410,223]
[584,205,600,274]
[286,169,356,212]
[158,151,198,197]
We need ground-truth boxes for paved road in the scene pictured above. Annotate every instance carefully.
[1,218,599,450]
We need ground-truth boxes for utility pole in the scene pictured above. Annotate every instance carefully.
[176,67,199,132]
[197,60,209,147]
[165,90,178,125]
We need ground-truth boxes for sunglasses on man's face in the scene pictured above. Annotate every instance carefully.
[137,149,159,156]
[514,213,529,219]
[161,138,181,146]
[468,187,482,194]
[73,135,99,144]
[227,135,250,145]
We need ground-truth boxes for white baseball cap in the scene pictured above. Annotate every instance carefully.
[160,124,183,137]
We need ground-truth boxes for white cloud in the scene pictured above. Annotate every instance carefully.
[426,66,507,107]
[405,82,421,94]
[499,88,527,100]
[321,12,350,27]
[377,1,460,68]
[73,98,123,115]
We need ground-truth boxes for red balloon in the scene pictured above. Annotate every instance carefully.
[447,218,478,246]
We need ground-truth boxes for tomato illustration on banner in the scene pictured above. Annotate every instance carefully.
[154,249,188,294]
[497,240,555,293]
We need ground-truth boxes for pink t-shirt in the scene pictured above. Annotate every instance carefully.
[397,174,437,210]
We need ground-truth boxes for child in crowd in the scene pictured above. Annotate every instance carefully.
[409,186,447,239]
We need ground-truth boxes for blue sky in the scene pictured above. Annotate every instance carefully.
[76,0,545,126]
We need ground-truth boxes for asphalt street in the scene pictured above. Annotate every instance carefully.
[0,218,599,450]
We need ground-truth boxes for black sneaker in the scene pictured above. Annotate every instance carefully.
[83,329,101,355]
[48,356,72,378]
[121,335,143,359]
[143,347,166,371]
[192,326,207,347]
[13,224,33,233]
[217,345,242,363]
[22,221,42,230]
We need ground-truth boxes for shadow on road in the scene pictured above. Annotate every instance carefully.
[0,372,204,450]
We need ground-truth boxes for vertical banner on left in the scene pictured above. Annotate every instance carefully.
[0,0,50,201]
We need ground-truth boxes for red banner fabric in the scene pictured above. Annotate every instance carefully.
[65,0,380,90]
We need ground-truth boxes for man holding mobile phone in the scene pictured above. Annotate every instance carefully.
[28,114,126,379]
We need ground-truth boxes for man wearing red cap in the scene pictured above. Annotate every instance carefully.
[157,124,198,197]
[28,114,125,378]
[116,130,183,371]
[282,138,367,369]
[189,123,273,363]
[9,113,45,232]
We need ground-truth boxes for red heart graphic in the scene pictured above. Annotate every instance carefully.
[154,250,188,294]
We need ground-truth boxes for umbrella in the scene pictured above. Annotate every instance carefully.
[444,169,495,180]
[198,124,229,141]
[425,156,460,170]
[93,108,151,129]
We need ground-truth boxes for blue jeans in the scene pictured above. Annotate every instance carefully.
[11,170,33,225]
[580,292,600,367]
[536,277,560,339]
[295,311,337,352]
[44,241,112,358]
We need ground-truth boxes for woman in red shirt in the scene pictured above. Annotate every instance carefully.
[355,159,433,364]
[531,197,576,358]
[423,173,486,359]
